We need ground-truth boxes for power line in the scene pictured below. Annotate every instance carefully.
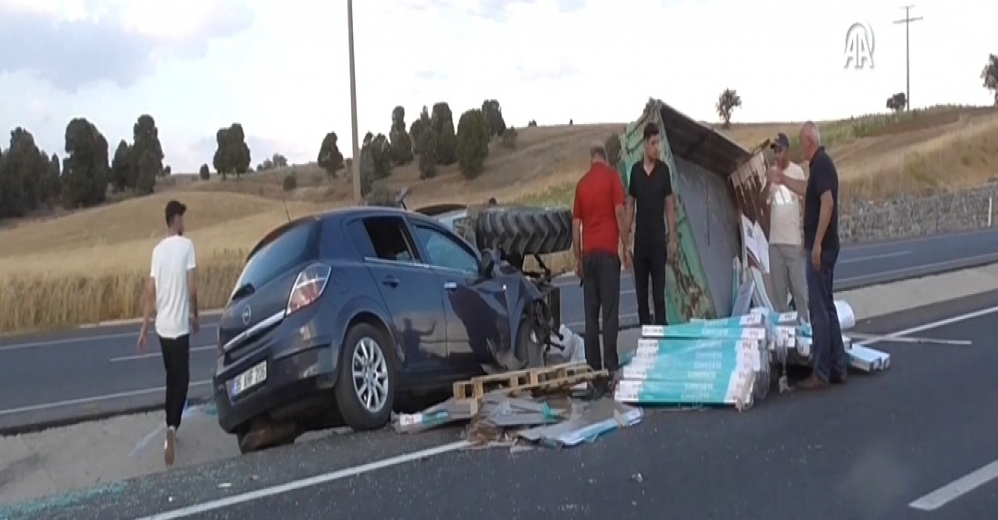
[893,5,923,111]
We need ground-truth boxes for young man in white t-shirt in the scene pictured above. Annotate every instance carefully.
[763,133,809,321]
[137,200,199,466]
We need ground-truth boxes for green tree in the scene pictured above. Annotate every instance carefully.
[198,163,211,180]
[42,153,61,207]
[135,149,159,194]
[481,99,506,138]
[257,153,286,172]
[317,131,344,177]
[63,118,110,208]
[370,133,392,179]
[416,126,437,179]
[456,108,490,179]
[409,109,428,154]
[0,128,48,218]
[982,54,998,105]
[886,92,907,113]
[431,102,458,165]
[528,120,537,127]
[212,124,251,178]
[282,173,297,192]
[410,106,432,156]
[389,106,414,165]
[500,126,518,149]
[110,140,133,192]
[715,88,742,128]
[132,114,163,190]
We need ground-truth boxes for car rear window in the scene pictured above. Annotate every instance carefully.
[233,221,317,297]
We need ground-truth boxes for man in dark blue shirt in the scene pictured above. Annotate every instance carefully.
[767,122,847,390]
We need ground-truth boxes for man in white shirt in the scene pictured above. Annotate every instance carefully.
[137,200,199,466]
[763,133,809,321]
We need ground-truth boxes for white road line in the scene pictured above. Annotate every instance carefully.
[838,250,910,265]
[838,252,998,285]
[909,459,998,511]
[134,440,473,520]
[109,345,217,362]
[0,325,219,352]
[0,331,137,351]
[0,380,213,417]
[855,304,998,347]
[842,227,998,252]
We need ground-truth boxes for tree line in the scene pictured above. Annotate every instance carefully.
[312,99,515,197]
[0,115,169,222]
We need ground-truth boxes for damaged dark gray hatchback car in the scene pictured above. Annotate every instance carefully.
[213,201,571,453]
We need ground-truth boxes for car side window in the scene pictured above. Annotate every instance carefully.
[356,216,419,263]
[412,224,478,274]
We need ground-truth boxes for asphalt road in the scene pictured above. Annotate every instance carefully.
[3,290,997,520]
[2,227,998,433]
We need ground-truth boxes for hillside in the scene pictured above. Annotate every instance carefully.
[2,105,997,333]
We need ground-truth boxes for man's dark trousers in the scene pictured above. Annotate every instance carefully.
[633,241,667,325]
[806,248,847,381]
[159,334,191,429]
[582,251,621,372]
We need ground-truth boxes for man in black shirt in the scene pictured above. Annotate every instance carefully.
[767,121,847,390]
[625,123,677,325]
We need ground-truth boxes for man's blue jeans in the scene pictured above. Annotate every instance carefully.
[806,247,848,382]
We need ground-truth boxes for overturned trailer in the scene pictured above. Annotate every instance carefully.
[611,100,889,408]
[615,99,752,322]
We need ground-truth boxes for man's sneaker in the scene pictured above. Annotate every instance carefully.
[164,426,176,466]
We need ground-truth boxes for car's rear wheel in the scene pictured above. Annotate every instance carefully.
[335,323,396,431]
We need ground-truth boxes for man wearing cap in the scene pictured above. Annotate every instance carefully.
[137,200,200,465]
[572,140,629,397]
[761,133,809,321]
[625,122,677,326]
[768,122,847,390]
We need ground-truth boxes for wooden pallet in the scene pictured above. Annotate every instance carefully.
[453,361,607,401]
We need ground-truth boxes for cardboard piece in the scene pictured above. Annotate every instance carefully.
[516,399,642,448]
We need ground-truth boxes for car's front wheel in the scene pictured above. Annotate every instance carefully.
[335,323,396,431]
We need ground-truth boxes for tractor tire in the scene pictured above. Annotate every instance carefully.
[474,206,572,257]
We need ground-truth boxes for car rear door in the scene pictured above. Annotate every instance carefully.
[218,219,319,361]
[345,215,449,378]
[409,220,511,368]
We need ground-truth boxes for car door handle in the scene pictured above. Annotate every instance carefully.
[443,281,457,291]
[382,275,400,288]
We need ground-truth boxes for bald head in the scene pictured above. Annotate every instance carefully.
[799,121,821,161]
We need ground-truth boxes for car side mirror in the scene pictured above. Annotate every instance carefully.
[479,249,499,278]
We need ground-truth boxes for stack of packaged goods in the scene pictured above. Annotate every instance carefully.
[614,313,772,410]
[763,301,890,373]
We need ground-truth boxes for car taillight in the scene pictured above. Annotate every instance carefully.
[286,263,331,315]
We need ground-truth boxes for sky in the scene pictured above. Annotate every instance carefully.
[0,0,994,173]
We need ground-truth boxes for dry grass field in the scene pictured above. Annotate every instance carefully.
[2,106,997,335]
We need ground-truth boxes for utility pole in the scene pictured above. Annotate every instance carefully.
[893,5,923,111]
[347,0,362,204]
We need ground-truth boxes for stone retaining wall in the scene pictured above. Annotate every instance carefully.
[841,181,998,242]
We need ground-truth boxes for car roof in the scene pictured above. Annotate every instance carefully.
[308,205,446,227]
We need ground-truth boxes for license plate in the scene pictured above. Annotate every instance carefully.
[230,361,267,397]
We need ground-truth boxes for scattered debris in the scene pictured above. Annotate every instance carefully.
[393,361,641,449]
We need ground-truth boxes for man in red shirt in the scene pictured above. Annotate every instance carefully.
[573,141,629,397]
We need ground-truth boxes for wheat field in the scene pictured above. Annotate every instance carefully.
[2,108,997,335]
